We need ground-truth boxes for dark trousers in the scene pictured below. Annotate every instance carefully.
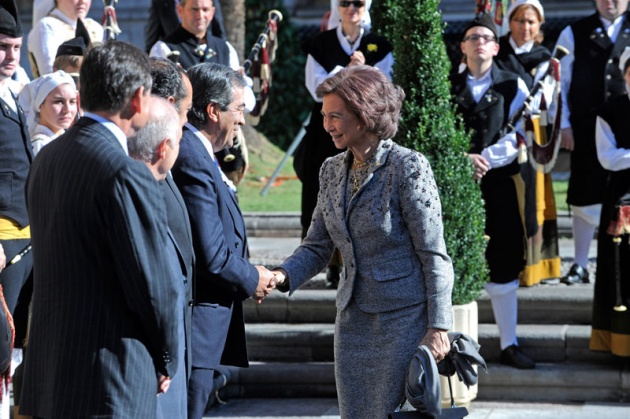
[0,238,32,314]
[187,367,215,419]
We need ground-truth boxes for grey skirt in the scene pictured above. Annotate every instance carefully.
[335,301,427,419]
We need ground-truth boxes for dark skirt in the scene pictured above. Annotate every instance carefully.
[590,171,630,357]
[335,301,427,419]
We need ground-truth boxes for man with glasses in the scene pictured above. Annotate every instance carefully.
[452,13,535,369]
[170,63,276,419]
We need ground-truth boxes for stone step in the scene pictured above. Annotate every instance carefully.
[243,212,575,238]
[243,323,611,364]
[219,361,630,403]
[243,282,594,325]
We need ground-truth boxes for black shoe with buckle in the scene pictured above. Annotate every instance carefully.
[500,345,536,369]
[560,263,590,285]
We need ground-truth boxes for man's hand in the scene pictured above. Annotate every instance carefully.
[272,269,287,285]
[348,51,365,67]
[468,153,489,180]
[253,266,277,304]
[157,373,171,395]
[561,127,574,151]
[419,328,450,363]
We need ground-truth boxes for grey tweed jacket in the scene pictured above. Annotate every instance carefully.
[281,139,453,329]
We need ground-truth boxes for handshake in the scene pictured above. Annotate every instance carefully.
[252,266,287,304]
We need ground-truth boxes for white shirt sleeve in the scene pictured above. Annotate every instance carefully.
[149,40,171,59]
[373,52,394,81]
[305,51,394,102]
[595,115,630,171]
[555,26,575,129]
[305,55,344,102]
[481,78,530,169]
[27,19,58,75]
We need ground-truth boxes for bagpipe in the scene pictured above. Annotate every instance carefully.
[216,9,283,186]
[102,0,121,41]
[243,9,283,127]
[506,46,569,173]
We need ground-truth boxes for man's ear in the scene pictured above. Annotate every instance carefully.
[130,86,147,116]
[156,138,170,160]
[206,102,221,122]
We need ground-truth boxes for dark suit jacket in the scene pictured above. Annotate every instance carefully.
[171,126,258,369]
[0,93,32,228]
[162,175,194,379]
[145,0,226,53]
[21,117,179,418]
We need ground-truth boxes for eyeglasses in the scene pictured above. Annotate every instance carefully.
[339,1,365,8]
[464,34,496,43]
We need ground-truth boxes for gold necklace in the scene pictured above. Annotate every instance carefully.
[351,159,371,196]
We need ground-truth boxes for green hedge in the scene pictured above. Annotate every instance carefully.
[372,0,488,305]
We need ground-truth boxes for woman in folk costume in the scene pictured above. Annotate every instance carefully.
[28,0,103,77]
[18,71,78,155]
[293,0,393,286]
[591,47,630,357]
[494,0,562,286]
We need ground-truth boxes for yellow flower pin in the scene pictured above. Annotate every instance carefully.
[367,43,378,52]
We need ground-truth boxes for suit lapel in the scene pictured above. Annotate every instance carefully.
[345,141,391,220]
[1,94,34,162]
[189,131,248,246]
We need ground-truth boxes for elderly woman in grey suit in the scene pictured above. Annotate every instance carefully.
[273,65,454,418]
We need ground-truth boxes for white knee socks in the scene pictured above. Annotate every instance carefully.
[485,279,520,350]
[572,214,596,269]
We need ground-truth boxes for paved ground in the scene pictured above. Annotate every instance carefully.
[233,230,619,419]
[203,398,630,418]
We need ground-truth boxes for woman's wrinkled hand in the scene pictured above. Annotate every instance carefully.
[420,328,450,363]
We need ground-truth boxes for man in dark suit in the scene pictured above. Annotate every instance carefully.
[128,95,188,419]
[149,59,195,383]
[145,0,226,53]
[20,41,180,418]
[171,63,275,419]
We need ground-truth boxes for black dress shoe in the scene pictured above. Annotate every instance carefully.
[560,263,590,285]
[500,345,536,369]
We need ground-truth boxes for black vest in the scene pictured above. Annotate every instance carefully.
[163,26,230,70]
[0,94,33,228]
[452,66,521,177]
[598,94,630,198]
[302,29,393,72]
[569,13,630,122]
[495,35,551,89]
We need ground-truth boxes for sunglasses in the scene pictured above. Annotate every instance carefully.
[339,1,365,8]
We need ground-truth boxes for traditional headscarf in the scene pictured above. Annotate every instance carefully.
[18,70,77,135]
[502,0,545,34]
[506,0,545,23]
[327,0,372,31]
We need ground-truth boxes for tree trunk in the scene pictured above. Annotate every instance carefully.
[219,0,246,61]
